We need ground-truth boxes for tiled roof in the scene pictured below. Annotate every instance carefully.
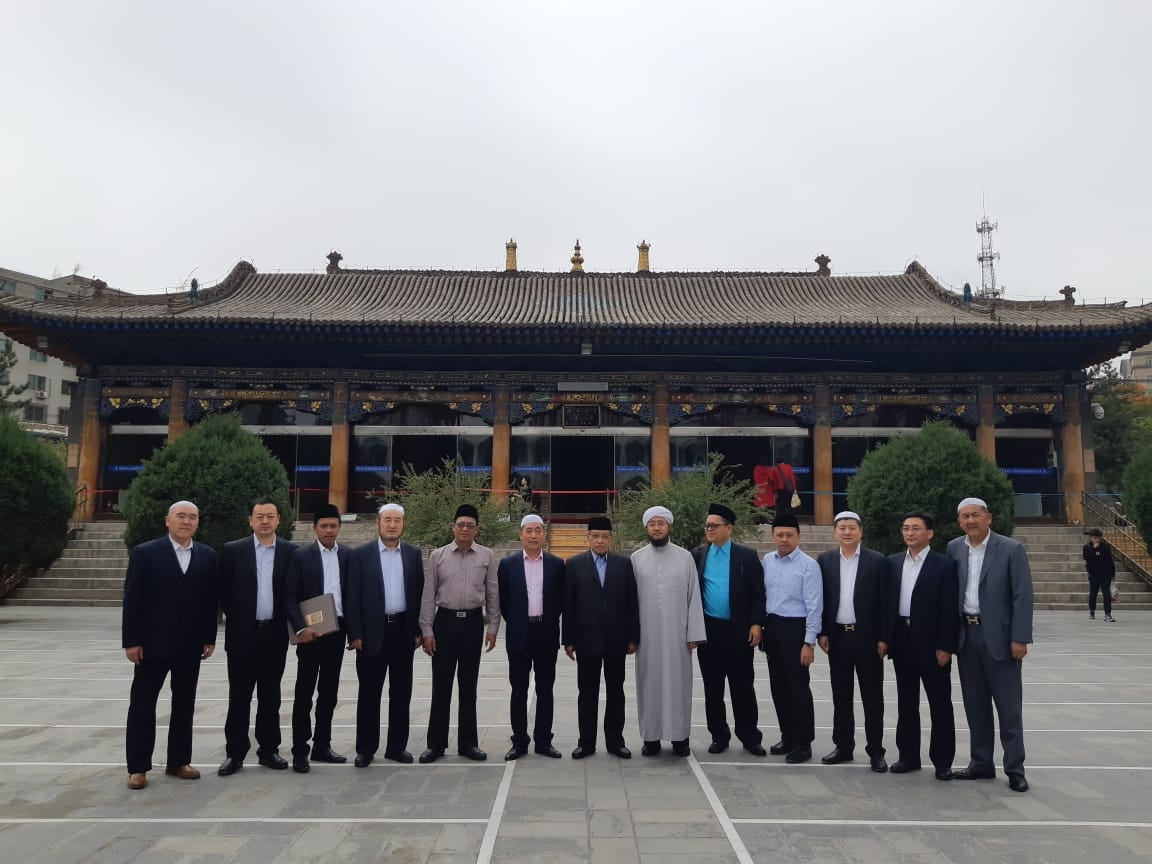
[2,260,1150,333]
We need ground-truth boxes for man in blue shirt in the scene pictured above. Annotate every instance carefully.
[761,514,823,764]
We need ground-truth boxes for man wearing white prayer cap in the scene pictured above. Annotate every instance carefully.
[498,514,566,760]
[946,496,1034,792]
[631,506,706,757]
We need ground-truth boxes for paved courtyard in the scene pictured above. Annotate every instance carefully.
[1,606,1151,863]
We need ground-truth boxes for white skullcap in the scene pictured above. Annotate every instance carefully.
[168,500,198,514]
[520,514,544,528]
[642,506,674,526]
[957,497,988,513]
[833,511,862,525]
[378,503,405,515]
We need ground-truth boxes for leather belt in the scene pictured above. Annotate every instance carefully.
[901,617,912,626]
[384,612,406,623]
[836,623,856,632]
[527,615,544,623]
[439,607,481,618]
[965,615,981,625]
[254,620,273,629]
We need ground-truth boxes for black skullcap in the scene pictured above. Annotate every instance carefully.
[707,503,737,525]
[313,503,341,525]
[587,516,612,531]
[772,514,800,531]
[454,504,480,522]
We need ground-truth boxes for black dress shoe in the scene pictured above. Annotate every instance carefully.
[952,767,996,780]
[769,740,791,756]
[311,747,347,764]
[354,753,373,768]
[504,746,528,761]
[870,756,889,773]
[785,747,812,764]
[458,746,487,761]
[535,745,562,759]
[889,760,921,774]
[384,750,413,764]
[292,758,310,774]
[935,769,953,780]
[217,756,244,776]
[607,745,631,759]
[672,740,691,757]
[641,741,662,757]
[742,743,767,757]
[418,748,444,764]
[708,741,728,754]
[571,745,595,759]
[821,748,854,765]
[1008,773,1029,793]
[258,752,289,770]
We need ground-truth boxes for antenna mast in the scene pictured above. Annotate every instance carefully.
[976,216,1002,299]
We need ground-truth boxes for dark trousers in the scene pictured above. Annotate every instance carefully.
[957,621,1025,776]
[224,625,288,759]
[291,625,346,757]
[125,653,202,774]
[575,650,627,750]
[355,617,415,757]
[763,615,814,747]
[696,615,761,747]
[427,608,484,752]
[508,623,559,749]
[827,626,886,756]
[891,625,954,772]
[1088,573,1112,615]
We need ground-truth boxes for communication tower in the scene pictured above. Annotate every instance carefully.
[976,216,1002,299]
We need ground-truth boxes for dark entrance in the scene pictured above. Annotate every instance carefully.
[550,437,613,516]
[708,437,767,487]
[394,435,456,477]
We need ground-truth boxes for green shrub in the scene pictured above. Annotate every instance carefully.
[1122,446,1152,553]
[380,458,527,549]
[609,452,767,550]
[0,414,74,591]
[846,421,1015,555]
[122,414,293,551]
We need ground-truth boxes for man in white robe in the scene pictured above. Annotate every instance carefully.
[631,506,707,757]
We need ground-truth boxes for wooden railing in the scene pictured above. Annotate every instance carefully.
[1081,492,1152,588]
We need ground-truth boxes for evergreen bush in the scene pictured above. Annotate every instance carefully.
[1121,446,1152,553]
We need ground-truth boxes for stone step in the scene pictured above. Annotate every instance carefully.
[67,538,127,550]
[48,557,128,570]
[3,597,122,608]
[7,586,124,602]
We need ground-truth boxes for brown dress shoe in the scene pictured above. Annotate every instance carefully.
[164,765,201,780]
[127,773,148,790]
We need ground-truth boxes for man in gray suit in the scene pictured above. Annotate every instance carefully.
[946,497,1034,792]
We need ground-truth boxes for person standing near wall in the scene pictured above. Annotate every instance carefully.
[1083,529,1116,623]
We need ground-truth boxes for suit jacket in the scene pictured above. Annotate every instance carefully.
[691,540,766,637]
[498,550,566,654]
[947,531,1034,661]
[219,535,296,654]
[344,539,425,652]
[884,549,959,661]
[562,550,640,655]
[817,546,889,649]
[284,540,352,635]
[122,535,218,657]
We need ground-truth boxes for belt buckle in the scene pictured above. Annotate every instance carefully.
[455,610,468,618]
[903,617,912,626]
[966,615,981,625]
[842,624,855,632]
[385,613,399,623]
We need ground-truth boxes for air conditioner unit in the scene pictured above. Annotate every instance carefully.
[35,390,48,400]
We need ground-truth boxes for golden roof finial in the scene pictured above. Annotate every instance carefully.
[570,239,584,273]
[637,239,651,273]
[505,238,518,272]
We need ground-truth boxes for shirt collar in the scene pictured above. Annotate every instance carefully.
[905,548,927,564]
[965,532,990,551]
[772,547,802,561]
[252,534,275,550]
[710,540,731,556]
[377,538,400,554]
[317,540,339,553]
[840,544,861,562]
[169,536,192,552]
[522,550,543,562]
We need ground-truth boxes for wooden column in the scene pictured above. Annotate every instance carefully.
[75,378,103,522]
[977,384,996,461]
[651,384,670,486]
[328,381,350,513]
[1062,385,1085,525]
[813,385,833,526]
[167,378,189,442]
[491,387,511,503]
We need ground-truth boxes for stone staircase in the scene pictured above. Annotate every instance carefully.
[547,524,593,559]
[6,523,129,607]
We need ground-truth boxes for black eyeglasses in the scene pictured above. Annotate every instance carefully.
[703,522,729,531]
[454,522,478,530]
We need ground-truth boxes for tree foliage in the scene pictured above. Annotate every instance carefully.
[380,458,528,549]
[1,338,28,415]
[847,422,1015,555]
[609,452,767,550]
[122,414,293,551]
[0,414,74,591]
[1087,363,1152,493]
[1121,446,1152,553]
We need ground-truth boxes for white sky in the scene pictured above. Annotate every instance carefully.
[3,1,1151,305]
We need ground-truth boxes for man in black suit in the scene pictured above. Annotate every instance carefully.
[217,497,296,775]
[692,503,766,756]
[498,514,566,760]
[884,511,959,780]
[345,502,425,767]
[122,500,219,790]
[563,516,640,760]
[284,503,351,773]
[816,510,890,772]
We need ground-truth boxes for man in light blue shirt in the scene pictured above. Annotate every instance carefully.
[761,514,823,764]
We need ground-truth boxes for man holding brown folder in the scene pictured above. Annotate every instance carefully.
[285,503,351,773]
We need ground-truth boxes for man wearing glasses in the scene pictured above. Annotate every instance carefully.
[418,504,500,763]
[691,503,766,756]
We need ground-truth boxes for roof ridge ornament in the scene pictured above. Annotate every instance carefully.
[815,254,831,277]
[326,250,343,275]
[1060,284,1076,306]
[637,239,651,273]
[570,239,584,274]
[505,238,518,272]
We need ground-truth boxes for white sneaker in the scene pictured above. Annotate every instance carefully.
[1105,614,1116,623]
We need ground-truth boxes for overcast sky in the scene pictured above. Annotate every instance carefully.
[4,1,1150,306]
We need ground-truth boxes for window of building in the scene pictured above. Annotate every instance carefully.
[29,349,48,362]
[57,407,70,426]
[0,279,16,296]
[33,288,46,302]
[61,380,77,396]
[27,374,48,392]
[23,404,47,423]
